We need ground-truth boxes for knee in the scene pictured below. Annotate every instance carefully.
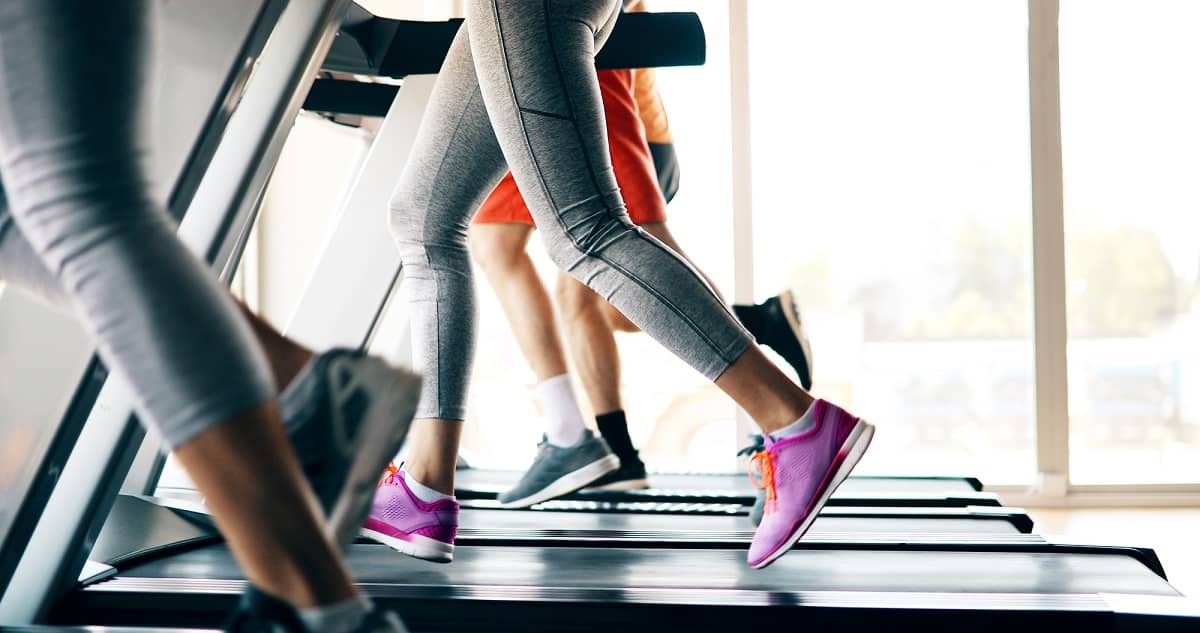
[467,227,523,275]
[388,188,468,269]
[387,186,421,247]
[555,273,600,321]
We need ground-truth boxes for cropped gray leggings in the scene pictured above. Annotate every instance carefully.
[390,0,752,420]
[0,2,273,447]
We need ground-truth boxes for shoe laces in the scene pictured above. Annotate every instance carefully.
[736,433,765,458]
[379,461,401,487]
[748,450,778,514]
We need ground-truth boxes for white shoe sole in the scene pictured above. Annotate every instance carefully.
[362,527,454,563]
[497,455,621,509]
[752,419,875,569]
[327,356,423,549]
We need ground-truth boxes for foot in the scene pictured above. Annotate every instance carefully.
[737,434,767,526]
[225,586,409,633]
[747,400,874,569]
[584,453,649,491]
[733,290,814,390]
[281,349,422,549]
[497,432,620,508]
[361,463,458,563]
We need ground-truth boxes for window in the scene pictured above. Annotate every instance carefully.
[747,0,1035,483]
[1060,0,1200,484]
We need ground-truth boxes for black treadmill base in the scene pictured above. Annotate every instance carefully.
[57,591,1200,633]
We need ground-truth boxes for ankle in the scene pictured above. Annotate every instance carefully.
[402,467,455,502]
[403,462,454,497]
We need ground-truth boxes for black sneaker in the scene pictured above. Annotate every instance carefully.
[732,290,814,390]
[280,349,422,549]
[584,453,649,491]
[225,586,409,633]
[737,434,767,527]
[497,432,620,508]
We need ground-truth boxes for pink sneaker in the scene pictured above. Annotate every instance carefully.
[747,400,874,569]
[361,463,458,563]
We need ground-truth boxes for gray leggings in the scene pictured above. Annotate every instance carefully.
[390,0,752,420]
[0,2,273,448]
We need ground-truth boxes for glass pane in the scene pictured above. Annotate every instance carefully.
[1061,0,1200,484]
[461,1,740,472]
[748,1,1035,484]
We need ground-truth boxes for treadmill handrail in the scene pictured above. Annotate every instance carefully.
[322,11,706,78]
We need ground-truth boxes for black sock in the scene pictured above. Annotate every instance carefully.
[596,410,638,462]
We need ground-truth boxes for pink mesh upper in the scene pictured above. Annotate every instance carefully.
[368,475,459,544]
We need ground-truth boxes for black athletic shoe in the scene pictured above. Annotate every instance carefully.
[737,434,767,527]
[584,453,649,491]
[225,586,410,633]
[732,290,814,390]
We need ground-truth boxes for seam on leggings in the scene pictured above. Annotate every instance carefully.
[542,0,608,200]
[491,0,559,213]
[595,244,742,364]
[519,106,573,121]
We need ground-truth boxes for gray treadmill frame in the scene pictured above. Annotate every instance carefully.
[0,0,354,623]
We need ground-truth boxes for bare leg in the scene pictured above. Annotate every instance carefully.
[238,303,314,390]
[401,419,463,495]
[556,272,622,415]
[716,349,813,433]
[173,403,357,607]
[468,223,568,381]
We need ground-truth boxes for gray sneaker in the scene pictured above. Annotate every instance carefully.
[281,349,422,549]
[497,432,620,509]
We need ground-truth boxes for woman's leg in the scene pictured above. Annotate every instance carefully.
[0,2,360,607]
[386,17,516,497]
[459,1,814,428]
[462,0,872,567]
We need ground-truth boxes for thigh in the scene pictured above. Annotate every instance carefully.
[465,0,623,225]
[0,2,153,185]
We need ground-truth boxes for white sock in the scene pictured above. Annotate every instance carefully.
[536,374,587,447]
[770,403,818,440]
[402,467,454,503]
[298,595,371,633]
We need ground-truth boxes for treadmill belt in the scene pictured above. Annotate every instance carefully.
[70,543,1191,632]
[455,469,981,495]
[454,507,1031,547]
[453,469,999,506]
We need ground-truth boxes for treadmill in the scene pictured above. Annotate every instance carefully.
[3,4,1198,633]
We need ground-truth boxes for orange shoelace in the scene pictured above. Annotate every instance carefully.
[748,451,778,514]
[379,461,401,487]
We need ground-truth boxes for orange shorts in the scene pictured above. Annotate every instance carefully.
[472,68,667,226]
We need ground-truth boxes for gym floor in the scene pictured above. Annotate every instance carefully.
[1029,507,1200,598]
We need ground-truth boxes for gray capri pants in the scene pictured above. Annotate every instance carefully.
[0,2,274,448]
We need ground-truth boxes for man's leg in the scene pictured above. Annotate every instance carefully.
[469,222,592,448]
[555,272,646,489]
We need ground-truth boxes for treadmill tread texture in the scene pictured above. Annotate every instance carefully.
[66,543,1199,631]
[454,469,981,495]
